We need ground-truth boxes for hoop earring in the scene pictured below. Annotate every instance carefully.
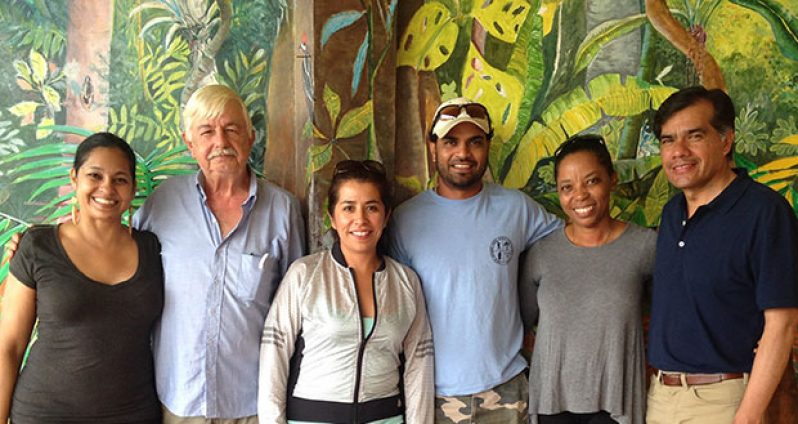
[71,198,79,225]
[128,206,134,235]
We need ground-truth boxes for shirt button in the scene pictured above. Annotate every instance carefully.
[681,220,686,226]
[678,241,685,247]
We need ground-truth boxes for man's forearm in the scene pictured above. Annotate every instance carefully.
[734,308,798,424]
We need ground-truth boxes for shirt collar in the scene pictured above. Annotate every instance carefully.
[331,241,386,271]
[193,167,258,208]
[677,168,752,217]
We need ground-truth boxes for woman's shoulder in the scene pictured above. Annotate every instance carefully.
[382,255,423,288]
[621,222,657,244]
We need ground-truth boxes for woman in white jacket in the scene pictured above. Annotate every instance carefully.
[258,160,434,424]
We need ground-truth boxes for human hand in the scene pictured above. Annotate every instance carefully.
[2,232,22,264]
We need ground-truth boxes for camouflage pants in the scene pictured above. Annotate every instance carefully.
[435,372,529,424]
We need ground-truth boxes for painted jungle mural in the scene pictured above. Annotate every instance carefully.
[0,0,796,416]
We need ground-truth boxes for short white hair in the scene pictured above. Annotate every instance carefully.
[182,84,252,139]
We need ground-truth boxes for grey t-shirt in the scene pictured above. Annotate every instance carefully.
[520,224,656,424]
[9,225,163,424]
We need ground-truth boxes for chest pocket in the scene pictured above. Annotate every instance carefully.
[237,252,280,305]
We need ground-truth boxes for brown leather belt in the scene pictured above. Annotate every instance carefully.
[659,372,745,386]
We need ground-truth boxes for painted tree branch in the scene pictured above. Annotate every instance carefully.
[181,0,233,106]
[644,0,725,91]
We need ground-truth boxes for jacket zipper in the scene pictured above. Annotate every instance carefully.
[351,268,378,423]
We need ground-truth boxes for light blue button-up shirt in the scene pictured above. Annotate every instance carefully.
[133,170,305,418]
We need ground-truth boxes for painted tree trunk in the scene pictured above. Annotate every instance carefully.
[180,0,232,107]
[264,0,313,248]
[644,0,725,90]
[64,0,115,144]
[395,0,437,203]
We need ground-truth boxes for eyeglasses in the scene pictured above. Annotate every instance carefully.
[553,134,606,158]
[333,159,386,176]
[433,103,490,125]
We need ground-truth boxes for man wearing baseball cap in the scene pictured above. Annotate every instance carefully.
[388,97,560,423]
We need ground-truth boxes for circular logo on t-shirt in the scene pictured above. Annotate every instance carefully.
[490,236,513,265]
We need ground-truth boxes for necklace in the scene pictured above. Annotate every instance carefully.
[566,222,618,247]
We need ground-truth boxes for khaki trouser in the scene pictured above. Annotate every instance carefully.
[162,405,258,424]
[435,372,529,424]
[646,372,751,424]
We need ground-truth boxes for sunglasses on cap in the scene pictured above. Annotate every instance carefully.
[333,159,386,176]
[433,103,490,124]
[554,134,606,158]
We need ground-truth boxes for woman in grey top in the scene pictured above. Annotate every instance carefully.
[521,135,656,424]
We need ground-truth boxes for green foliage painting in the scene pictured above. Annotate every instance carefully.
[0,0,285,286]
[391,0,798,227]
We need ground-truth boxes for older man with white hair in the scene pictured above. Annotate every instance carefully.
[134,84,305,423]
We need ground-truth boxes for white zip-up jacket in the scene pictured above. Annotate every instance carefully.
[258,244,434,423]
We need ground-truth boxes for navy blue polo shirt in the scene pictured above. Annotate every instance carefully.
[648,169,798,373]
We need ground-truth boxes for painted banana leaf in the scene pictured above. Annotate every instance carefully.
[502,74,676,188]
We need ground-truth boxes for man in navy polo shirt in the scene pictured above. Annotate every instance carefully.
[646,86,798,424]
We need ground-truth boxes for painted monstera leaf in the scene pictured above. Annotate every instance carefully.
[397,2,458,70]
[461,45,524,176]
[471,0,532,43]
[503,75,677,188]
[461,43,523,174]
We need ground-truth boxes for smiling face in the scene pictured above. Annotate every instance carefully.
[429,122,490,199]
[556,150,616,230]
[330,180,389,259]
[659,100,734,199]
[70,147,135,222]
[184,101,254,178]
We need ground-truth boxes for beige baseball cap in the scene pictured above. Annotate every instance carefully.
[430,97,493,140]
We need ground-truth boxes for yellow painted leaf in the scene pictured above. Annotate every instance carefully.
[503,122,562,188]
[323,84,341,127]
[397,2,458,70]
[643,169,670,226]
[541,87,602,138]
[776,134,798,145]
[336,100,373,139]
[537,0,562,36]
[8,101,39,117]
[502,74,675,188]
[472,0,532,43]
[36,117,54,139]
[757,156,798,172]
[768,181,790,192]
[461,43,523,144]
[312,124,328,140]
[306,142,333,182]
[42,85,61,112]
[589,75,677,116]
[755,168,798,184]
[29,50,47,84]
[786,189,794,204]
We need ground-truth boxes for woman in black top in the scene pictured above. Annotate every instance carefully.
[0,132,163,423]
